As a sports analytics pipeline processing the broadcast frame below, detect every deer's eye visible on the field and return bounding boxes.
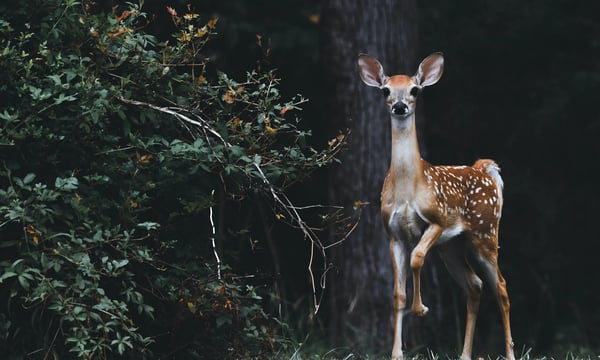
[410,86,419,97]
[382,87,390,97]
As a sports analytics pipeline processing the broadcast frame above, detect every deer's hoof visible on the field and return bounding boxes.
[412,303,429,316]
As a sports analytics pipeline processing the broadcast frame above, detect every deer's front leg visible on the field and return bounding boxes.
[410,224,443,316]
[390,239,408,360]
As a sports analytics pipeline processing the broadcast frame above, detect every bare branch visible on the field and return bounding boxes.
[117,97,229,147]
[118,96,353,314]
[209,189,221,280]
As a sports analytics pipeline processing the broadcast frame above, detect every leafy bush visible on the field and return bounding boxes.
[0,1,344,358]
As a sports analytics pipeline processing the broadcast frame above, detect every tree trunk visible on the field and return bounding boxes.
[320,0,441,353]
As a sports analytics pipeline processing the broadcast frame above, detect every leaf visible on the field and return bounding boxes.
[55,177,78,191]
[53,93,77,105]
[183,13,199,21]
[194,27,207,38]
[17,274,30,289]
[23,173,36,184]
[113,259,129,269]
[166,6,177,16]
[26,224,36,234]
[137,222,160,230]
[207,17,219,29]
[187,301,196,313]
[136,152,152,164]
[47,74,62,86]
[11,259,25,268]
[279,105,293,116]
[0,271,17,283]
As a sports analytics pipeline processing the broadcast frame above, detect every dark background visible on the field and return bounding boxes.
[132,0,600,356]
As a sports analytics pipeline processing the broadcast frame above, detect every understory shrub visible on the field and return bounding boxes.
[0,1,345,358]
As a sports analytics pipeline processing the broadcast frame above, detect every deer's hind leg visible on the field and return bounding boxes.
[439,238,483,360]
[471,236,515,360]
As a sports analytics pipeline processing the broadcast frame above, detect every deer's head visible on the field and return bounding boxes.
[358,53,444,118]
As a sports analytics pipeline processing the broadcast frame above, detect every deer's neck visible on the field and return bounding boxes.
[388,114,426,198]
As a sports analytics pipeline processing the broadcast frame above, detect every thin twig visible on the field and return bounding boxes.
[252,162,325,313]
[209,189,221,280]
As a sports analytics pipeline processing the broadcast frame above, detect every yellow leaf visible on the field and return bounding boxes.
[140,154,152,164]
[26,224,36,234]
[195,27,207,38]
[229,117,242,129]
[308,14,320,24]
[32,236,39,245]
[207,17,219,29]
[136,152,152,164]
[183,13,199,21]
[353,200,369,210]
[178,33,192,42]
[197,75,206,84]
[187,301,196,313]
[275,213,285,220]
[265,125,277,135]
[130,200,138,208]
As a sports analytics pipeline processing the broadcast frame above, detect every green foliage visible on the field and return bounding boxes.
[0,1,343,358]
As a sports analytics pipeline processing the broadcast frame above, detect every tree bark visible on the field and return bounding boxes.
[320,0,420,352]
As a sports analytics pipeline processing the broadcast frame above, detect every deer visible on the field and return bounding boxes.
[357,52,515,360]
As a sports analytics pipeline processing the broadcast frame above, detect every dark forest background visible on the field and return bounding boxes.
[184,0,600,356]
[1,0,599,358]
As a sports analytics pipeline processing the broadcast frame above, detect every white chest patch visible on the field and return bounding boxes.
[387,201,426,241]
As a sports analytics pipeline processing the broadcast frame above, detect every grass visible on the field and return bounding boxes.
[272,345,599,360]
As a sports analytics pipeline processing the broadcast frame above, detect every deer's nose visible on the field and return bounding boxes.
[391,102,409,115]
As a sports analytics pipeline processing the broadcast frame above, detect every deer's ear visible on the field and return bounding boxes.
[416,52,444,87]
[358,54,387,87]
